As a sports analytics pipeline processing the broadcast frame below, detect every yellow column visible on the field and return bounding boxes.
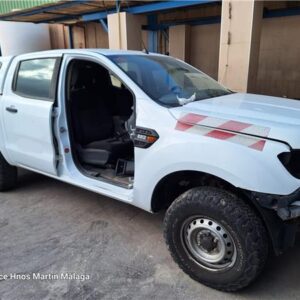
[107,12,145,50]
[169,25,191,62]
[218,0,263,92]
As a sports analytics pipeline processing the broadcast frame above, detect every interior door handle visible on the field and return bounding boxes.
[6,106,18,113]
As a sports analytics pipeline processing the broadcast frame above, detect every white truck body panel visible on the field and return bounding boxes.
[1,49,299,291]
[53,52,151,204]
[132,102,298,211]
[0,52,59,175]
[0,49,299,213]
[170,93,300,148]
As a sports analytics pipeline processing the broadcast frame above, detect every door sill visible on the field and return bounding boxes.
[81,164,134,189]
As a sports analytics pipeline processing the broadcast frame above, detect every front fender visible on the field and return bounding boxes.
[132,127,299,212]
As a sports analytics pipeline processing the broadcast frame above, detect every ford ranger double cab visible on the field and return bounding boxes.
[0,49,299,292]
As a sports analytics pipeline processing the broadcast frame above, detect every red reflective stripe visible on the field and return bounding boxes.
[179,113,207,124]
[249,140,266,151]
[175,122,193,131]
[218,120,252,132]
[205,130,236,140]
[175,113,268,151]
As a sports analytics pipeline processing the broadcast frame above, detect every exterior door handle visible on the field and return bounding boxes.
[6,106,18,113]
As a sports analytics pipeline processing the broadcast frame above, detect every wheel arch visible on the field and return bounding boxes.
[150,170,289,255]
[151,170,238,213]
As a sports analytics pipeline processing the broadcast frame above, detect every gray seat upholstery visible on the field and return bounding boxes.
[70,63,133,167]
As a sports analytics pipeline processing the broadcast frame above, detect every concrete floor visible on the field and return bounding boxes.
[0,170,299,300]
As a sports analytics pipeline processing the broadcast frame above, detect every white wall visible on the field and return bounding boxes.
[0,21,51,56]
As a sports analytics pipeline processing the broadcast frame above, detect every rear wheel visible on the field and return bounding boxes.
[164,186,269,292]
[0,153,17,191]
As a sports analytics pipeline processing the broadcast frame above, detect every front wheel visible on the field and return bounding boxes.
[163,187,269,292]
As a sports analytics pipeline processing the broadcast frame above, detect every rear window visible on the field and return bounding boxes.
[14,58,59,101]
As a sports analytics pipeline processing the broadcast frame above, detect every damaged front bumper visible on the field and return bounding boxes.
[245,189,300,255]
[253,188,300,221]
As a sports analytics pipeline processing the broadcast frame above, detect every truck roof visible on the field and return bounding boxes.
[0,49,166,94]
[0,49,163,59]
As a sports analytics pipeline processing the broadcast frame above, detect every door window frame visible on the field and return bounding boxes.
[12,57,62,102]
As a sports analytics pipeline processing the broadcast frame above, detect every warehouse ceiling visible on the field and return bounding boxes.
[0,0,156,24]
[1,0,300,25]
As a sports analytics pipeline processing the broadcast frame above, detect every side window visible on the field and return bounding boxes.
[14,58,58,101]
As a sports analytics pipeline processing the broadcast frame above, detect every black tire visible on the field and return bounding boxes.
[164,186,269,292]
[0,153,17,191]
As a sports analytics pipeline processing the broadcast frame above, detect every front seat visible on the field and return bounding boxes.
[70,64,133,167]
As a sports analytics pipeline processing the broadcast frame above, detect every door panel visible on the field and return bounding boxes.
[3,94,57,175]
[1,55,60,175]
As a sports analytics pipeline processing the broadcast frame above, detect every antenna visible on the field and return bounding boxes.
[141,38,149,54]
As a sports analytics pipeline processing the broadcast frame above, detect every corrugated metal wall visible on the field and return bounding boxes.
[0,0,58,14]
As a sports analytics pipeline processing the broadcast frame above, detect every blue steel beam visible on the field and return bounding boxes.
[82,0,218,22]
[68,25,74,49]
[67,4,300,25]
[47,4,300,24]
[20,0,220,23]
[124,0,218,14]
[263,7,300,19]
[99,19,108,33]
[116,0,121,13]
[143,15,221,31]
[147,15,158,52]
[82,10,111,22]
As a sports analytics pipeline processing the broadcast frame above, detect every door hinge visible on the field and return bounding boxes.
[55,154,63,161]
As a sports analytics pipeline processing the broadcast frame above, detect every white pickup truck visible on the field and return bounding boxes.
[0,49,299,291]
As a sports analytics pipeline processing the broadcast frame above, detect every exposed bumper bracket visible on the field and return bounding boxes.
[278,201,300,220]
[252,188,300,221]
[244,189,300,255]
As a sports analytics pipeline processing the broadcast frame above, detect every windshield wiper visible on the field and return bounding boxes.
[191,90,232,102]
[177,93,196,105]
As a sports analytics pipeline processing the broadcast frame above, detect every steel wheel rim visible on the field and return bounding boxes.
[181,216,237,271]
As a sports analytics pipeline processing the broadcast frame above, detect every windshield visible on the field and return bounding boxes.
[108,54,232,107]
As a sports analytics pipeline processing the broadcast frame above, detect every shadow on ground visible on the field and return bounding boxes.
[0,170,299,300]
